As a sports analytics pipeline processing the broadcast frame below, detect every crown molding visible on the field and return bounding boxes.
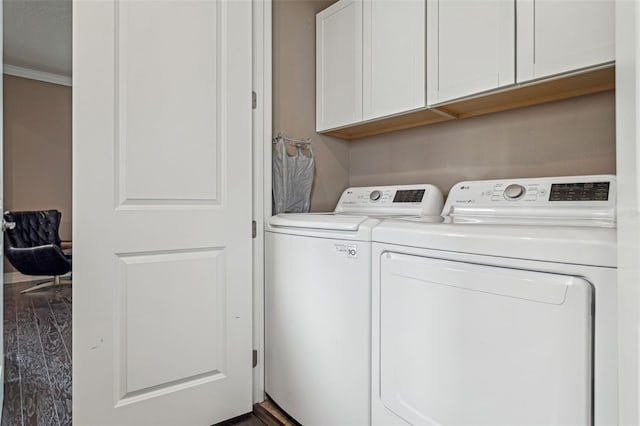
[3,64,72,86]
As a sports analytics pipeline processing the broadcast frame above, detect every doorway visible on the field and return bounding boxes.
[2,0,73,424]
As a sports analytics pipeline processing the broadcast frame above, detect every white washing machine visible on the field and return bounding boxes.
[265,184,444,426]
[371,175,617,426]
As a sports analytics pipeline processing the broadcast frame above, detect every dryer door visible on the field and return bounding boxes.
[379,253,592,426]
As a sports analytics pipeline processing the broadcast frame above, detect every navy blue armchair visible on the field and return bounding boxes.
[3,210,72,293]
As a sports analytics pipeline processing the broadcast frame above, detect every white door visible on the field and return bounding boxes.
[427,0,515,105]
[73,1,253,425]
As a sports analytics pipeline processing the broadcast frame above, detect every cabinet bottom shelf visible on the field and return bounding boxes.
[320,65,615,141]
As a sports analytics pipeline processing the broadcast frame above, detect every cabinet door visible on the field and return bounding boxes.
[517,0,614,82]
[316,0,363,131]
[427,0,515,105]
[363,0,425,121]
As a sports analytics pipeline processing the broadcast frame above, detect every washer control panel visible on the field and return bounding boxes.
[335,184,444,216]
[448,176,615,206]
[488,181,547,203]
[443,175,616,225]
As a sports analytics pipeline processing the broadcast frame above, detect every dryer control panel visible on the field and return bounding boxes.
[334,184,444,216]
[443,175,616,227]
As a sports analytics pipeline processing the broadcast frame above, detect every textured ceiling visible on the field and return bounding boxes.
[3,0,72,77]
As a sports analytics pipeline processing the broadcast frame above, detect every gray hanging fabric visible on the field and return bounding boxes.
[272,135,315,214]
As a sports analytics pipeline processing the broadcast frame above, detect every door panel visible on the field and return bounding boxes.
[117,249,226,398]
[116,1,220,204]
[74,1,253,424]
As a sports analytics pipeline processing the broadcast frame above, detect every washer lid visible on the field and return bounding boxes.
[268,213,369,231]
[373,220,616,267]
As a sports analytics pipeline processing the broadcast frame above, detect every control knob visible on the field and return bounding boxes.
[503,184,525,200]
[370,190,382,201]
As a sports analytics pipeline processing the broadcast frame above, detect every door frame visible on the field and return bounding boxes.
[616,0,640,423]
[0,0,4,407]
[252,0,272,404]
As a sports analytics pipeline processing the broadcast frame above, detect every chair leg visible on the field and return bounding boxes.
[20,275,71,294]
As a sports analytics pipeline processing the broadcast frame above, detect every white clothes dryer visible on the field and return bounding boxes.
[371,175,617,426]
[265,184,444,426]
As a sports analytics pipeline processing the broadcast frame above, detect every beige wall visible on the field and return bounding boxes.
[350,91,616,196]
[273,0,350,212]
[273,2,616,211]
[3,74,72,244]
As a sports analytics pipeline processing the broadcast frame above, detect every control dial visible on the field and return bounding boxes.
[370,190,382,201]
[503,184,526,200]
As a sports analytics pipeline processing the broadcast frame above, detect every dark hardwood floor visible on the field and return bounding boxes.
[216,413,266,426]
[2,281,72,426]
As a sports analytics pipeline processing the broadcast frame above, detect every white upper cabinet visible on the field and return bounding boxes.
[363,0,426,121]
[317,0,426,131]
[517,0,615,83]
[316,0,363,132]
[317,0,616,139]
[427,0,515,105]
